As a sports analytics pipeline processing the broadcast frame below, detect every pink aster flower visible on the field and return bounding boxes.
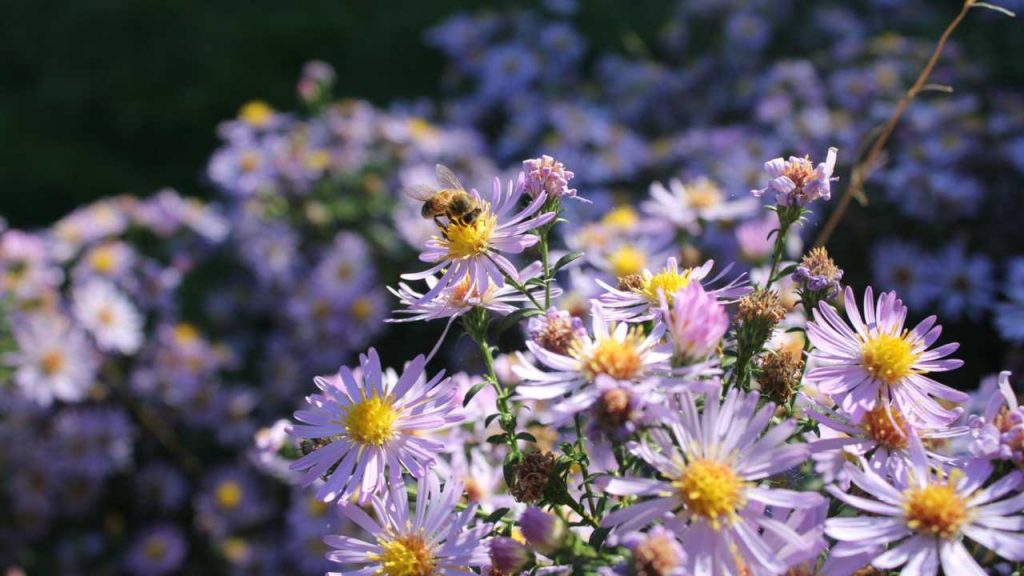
[751,147,838,207]
[402,173,555,304]
[826,434,1024,575]
[968,371,1024,464]
[288,349,463,503]
[596,257,748,322]
[326,474,491,575]
[599,386,825,576]
[658,281,729,363]
[805,286,967,427]
[513,304,671,401]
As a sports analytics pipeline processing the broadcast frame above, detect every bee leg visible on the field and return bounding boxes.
[433,215,447,230]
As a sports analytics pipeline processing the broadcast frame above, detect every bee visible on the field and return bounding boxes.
[405,164,482,229]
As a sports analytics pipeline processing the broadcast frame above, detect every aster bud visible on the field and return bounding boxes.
[519,507,566,555]
[489,537,531,574]
[660,282,728,363]
[757,348,805,407]
[509,451,556,504]
[528,307,586,356]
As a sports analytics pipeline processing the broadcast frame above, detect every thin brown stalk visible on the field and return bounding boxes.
[814,0,976,247]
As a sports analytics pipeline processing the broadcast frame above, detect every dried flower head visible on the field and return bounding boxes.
[509,451,556,504]
[737,290,786,325]
[793,246,844,297]
[758,348,805,406]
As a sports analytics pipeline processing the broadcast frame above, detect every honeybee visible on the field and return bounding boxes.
[405,164,482,228]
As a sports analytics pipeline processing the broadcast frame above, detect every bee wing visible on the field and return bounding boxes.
[435,164,464,191]
[403,184,437,201]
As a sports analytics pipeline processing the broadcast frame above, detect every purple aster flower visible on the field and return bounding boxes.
[194,465,270,537]
[519,506,566,555]
[968,371,1024,465]
[522,155,582,201]
[806,286,968,427]
[871,239,940,309]
[996,257,1024,343]
[53,406,135,478]
[751,146,838,207]
[826,435,1024,575]
[403,173,555,304]
[658,281,728,363]
[6,312,98,406]
[490,537,531,574]
[71,279,144,354]
[596,257,747,322]
[289,348,463,503]
[599,386,824,575]
[124,524,188,576]
[135,462,188,512]
[0,230,63,301]
[326,474,491,575]
[792,246,844,298]
[513,304,671,401]
[933,243,994,322]
[610,526,688,576]
[643,177,758,233]
[527,306,588,356]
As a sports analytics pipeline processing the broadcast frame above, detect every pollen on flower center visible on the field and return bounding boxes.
[862,404,909,449]
[344,395,398,446]
[215,481,243,510]
[783,156,815,188]
[373,534,435,576]
[443,208,496,260]
[575,331,644,381]
[860,333,918,385]
[639,269,692,303]
[903,482,967,539]
[674,458,745,529]
[609,245,646,278]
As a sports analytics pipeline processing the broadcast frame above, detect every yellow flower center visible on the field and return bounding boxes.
[305,150,331,170]
[673,458,745,530]
[903,482,967,539]
[215,481,244,510]
[609,245,646,278]
[97,307,116,327]
[687,178,723,210]
[442,207,496,260]
[372,534,435,576]
[638,268,693,304]
[144,537,167,559]
[306,497,329,518]
[90,246,117,274]
[174,323,199,343]
[344,395,398,446]
[239,100,274,127]
[239,151,262,173]
[862,404,909,449]
[350,297,375,321]
[602,206,639,230]
[407,117,438,139]
[860,333,918,386]
[40,350,65,376]
[574,329,644,381]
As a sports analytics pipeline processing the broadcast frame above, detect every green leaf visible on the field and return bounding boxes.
[495,307,545,335]
[462,381,489,407]
[589,526,611,549]
[553,251,584,272]
[483,507,511,524]
[486,434,507,445]
[515,432,537,443]
[485,413,502,427]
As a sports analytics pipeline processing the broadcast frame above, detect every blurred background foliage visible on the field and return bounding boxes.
[4,0,1020,227]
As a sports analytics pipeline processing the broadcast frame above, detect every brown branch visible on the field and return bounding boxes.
[814,0,976,247]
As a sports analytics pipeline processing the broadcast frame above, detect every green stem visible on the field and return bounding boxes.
[573,414,597,517]
[486,254,544,311]
[470,323,522,458]
[539,230,552,309]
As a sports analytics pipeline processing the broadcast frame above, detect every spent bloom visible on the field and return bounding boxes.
[326,474,491,575]
[72,279,144,354]
[521,154,580,201]
[289,349,463,503]
[6,312,98,406]
[805,286,967,427]
[793,246,844,298]
[751,146,838,207]
[600,386,824,575]
[404,173,555,304]
[527,306,588,356]
[826,435,1024,575]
